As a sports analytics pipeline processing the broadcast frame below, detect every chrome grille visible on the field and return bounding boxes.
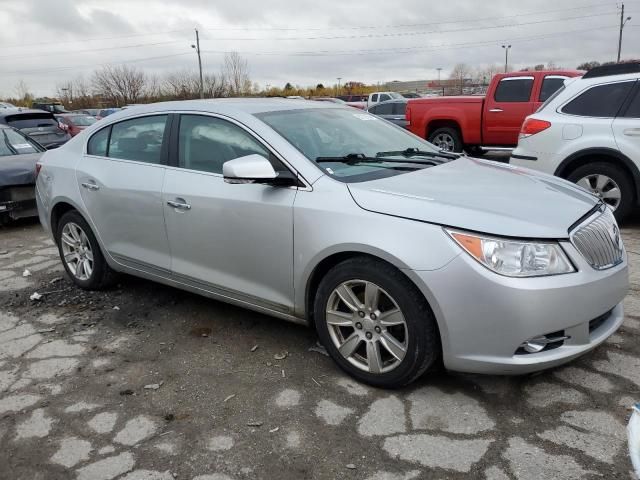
[571,207,624,270]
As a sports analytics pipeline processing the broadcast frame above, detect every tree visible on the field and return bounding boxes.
[316,83,324,90]
[92,65,147,106]
[449,63,471,95]
[284,82,293,91]
[13,80,33,106]
[223,52,250,97]
[577,61,601,71]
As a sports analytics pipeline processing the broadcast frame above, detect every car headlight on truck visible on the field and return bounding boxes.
[446,229,575,277]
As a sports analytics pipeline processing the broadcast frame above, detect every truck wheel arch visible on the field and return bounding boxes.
[555,148,640,202]
[426,120,462,141]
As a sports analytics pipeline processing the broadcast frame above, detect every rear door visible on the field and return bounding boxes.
[612,82,640,166]
[77,114,172,274]
[162,113,297,313]
[483,76,536,145]
[534,75,571,110]
[5,112,67,148]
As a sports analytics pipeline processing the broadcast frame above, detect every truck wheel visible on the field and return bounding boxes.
[567,162,634,222]
[428,127,463,153]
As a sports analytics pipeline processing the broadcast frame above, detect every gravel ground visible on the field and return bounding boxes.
[0,216,639,480]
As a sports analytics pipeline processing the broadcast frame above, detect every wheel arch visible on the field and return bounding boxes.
[554,148,640,202]
[303,250,445,344]
[426,119,462,141]
[50,198,86,243]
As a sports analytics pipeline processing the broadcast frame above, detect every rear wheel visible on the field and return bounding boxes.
[567,162,634,222]
[56,210,117,289]
[428,127,463,153]
[314,257,439,388]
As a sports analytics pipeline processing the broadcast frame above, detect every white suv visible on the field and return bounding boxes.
[511,63,640,221]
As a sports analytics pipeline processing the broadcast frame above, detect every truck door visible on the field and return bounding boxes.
[483,76,536,146]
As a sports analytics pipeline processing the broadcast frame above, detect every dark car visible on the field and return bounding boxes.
[0,124,45,223]
[367,99,409,128]
[73,108,100,117]
[32,101,70,114]
[55,113,97,137]
[96,108,121,120]
[0,108,71,149]
[401,92,421,99]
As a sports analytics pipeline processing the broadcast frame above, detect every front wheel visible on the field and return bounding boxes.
[314,257,440,388]
[56,210,117,289]
[567,162,635,222]
[428,127,463,153]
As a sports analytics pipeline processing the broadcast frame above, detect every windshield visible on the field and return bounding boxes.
[0,128,44,156]
[257,108,445,182]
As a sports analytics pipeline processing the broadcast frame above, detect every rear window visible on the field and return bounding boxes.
[561,81,635,117]
[5,113,57,129]
[68,115,97,126]
[494,77,534,102]
[0,127,44,156]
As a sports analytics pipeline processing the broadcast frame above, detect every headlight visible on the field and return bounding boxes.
[445,229,575,277]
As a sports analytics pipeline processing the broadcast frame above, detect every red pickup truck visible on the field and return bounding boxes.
[406,70,582,154]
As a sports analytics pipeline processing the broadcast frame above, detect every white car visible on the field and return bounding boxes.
[511,63,640,221]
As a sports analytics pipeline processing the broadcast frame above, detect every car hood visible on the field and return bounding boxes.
[0,152,42,188]
[347,157,599,238]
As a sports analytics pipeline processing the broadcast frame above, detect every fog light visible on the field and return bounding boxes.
[518,332,570,354]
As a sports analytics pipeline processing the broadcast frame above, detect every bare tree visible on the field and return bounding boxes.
[92,65,147,106]
[163,70,201,99]
[13,80,33,106]
[449,63,471,95]
[223,52,250,97]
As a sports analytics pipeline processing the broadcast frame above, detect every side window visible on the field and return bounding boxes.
[376,103,394,115]
[494,77,534,102]
[178,115,272,174]
[562,82,635,117]
[623,88,640,118]
[108,115,167,164]
[539,76,568,102]
[379,94,391,102]
[87,127,110,156]
[371,94,379,102]
[393,103,407,116]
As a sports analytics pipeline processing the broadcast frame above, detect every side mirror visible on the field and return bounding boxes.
[223,154,278,184]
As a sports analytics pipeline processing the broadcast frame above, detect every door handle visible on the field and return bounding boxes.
[81,181,99,191]
[623,128,640,137]
[167,200,191,210]
[489,108,503,113]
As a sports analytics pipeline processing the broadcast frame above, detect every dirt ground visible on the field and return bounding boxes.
[0,217,639,480]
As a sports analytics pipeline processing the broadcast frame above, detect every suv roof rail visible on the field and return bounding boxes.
[582,62,640,79]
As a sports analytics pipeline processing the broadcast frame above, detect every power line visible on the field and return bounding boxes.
[198,12,623,41]
[0,40,183,60]
[197,25,620,57]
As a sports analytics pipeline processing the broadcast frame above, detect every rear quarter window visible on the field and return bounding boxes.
[561,81,635,117]
[87,127,110,156]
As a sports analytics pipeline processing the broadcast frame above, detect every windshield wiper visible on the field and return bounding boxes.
[375,147,459,160]
[316,153,438,166]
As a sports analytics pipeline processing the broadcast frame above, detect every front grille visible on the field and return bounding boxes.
[571,207,624,270]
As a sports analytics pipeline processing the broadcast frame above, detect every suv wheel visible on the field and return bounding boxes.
[56,210,117,289]
[314,257,439,388]
[567,162,634,222]
[428,127,463,153]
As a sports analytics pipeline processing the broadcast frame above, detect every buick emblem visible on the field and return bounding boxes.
[38,127,43,131]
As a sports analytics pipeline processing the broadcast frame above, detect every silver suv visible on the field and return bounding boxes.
[36,99,628,388]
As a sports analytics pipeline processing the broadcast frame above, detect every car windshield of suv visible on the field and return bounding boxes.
[257,108,449,182]
[0,128,44,156]
[69,115,97,126]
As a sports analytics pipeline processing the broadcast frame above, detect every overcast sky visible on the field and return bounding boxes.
[1,0,639,97]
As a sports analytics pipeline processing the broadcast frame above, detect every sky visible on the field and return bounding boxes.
[0,0,639,97]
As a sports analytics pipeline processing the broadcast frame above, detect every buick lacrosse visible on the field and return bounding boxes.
[36,99,628,388]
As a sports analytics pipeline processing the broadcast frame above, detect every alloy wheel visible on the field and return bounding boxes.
[576,174,622,210]
[325,280,408,374]
[432,133,455,152]
[60,222,94,281]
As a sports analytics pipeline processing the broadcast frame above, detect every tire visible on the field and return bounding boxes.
[567,162,635,223]
[428,127,463,153]
[466,146,486,157]
[313,256,440,388]
[56,210,117,289]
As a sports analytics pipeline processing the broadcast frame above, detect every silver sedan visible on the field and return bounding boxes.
[35,99,628,388]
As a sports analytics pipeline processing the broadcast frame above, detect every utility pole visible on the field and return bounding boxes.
[191,29,204,99]
[436,68,443,96]
[617,3,632,63]
[337,77,342,96]
[502,45,511,73]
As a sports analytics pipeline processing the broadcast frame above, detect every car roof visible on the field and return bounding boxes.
[99,98,341,120]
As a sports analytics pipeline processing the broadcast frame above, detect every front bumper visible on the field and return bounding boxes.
[411,240,628,374]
